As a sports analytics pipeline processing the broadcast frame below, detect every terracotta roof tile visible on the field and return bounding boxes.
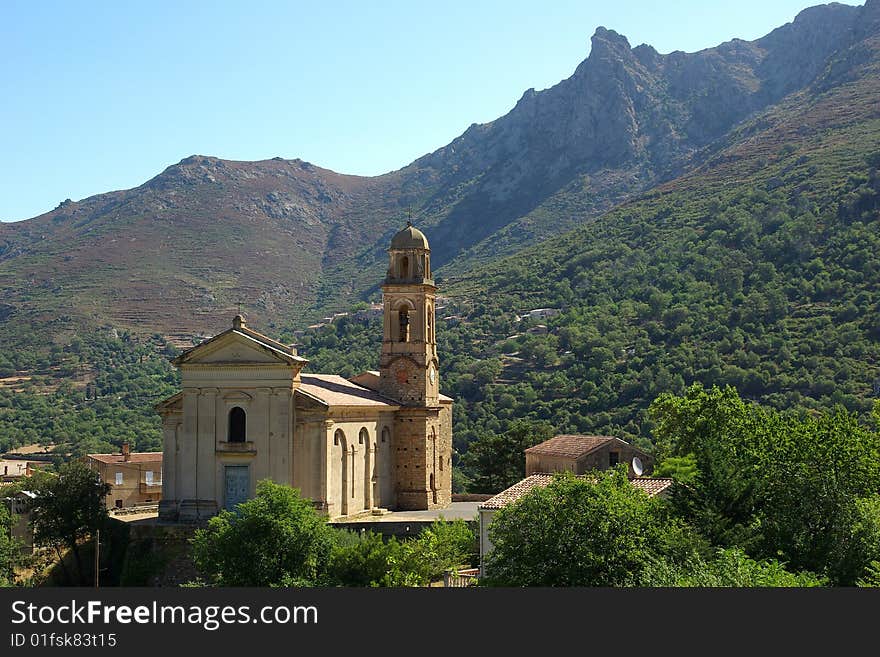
[85,453,163,465]
[297,375,399,408]
[524,435,617,459]
[479,474,555,510]
[631,477,674,497]
[478,474,674,510]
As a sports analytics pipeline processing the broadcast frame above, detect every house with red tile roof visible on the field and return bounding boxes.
[478,433,671,575]
[84,443,163,510]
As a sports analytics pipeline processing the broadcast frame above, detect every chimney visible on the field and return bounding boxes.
[122,443,131,462]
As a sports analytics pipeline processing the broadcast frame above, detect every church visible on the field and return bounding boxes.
[156,224,453,521]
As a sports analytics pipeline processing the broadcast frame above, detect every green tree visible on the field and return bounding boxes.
[326,530,403,587]
[326,520,477,587]
[30,461,110,585]
[650,384,880,583]
[483,469,698,586]
[641,548,825,587]
[190,480,336,586]
[0,504,23,586]
[461,420,555,493]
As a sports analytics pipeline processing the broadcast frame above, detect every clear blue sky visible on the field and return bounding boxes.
[0,0,862,222]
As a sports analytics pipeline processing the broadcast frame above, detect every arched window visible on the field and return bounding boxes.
[228,407,246,443]
[359,428,368,444]
[399,309,410,342]
[399,256,409,279]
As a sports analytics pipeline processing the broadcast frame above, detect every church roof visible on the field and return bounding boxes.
[349,370,454,403]
[297,374,399,408]
[155,391,182,412]
[478,474,674,510]
[390,224,429,250]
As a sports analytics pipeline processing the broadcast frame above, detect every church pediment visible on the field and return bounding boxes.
[193,335,286,364]
[174,322,308,369]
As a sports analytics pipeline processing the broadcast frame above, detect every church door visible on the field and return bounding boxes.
[224,465,249,511]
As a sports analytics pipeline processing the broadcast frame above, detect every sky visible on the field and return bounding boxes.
[0,0,864,222]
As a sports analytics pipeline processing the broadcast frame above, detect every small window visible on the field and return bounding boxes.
[228,407,246,443]
[145,471,154,485]
[115,499,123,509]
[115,472,123,485]
[609,452,619,467]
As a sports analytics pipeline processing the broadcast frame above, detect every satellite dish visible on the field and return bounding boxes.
[631,456,644,477]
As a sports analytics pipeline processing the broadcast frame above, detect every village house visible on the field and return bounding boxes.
[84,443,163,510]
[525,434,654,477]
[479,433,669,575]
[0,460,29,483]
[2,490,37,554]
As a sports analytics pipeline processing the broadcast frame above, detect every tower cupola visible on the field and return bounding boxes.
[386,222,432,285]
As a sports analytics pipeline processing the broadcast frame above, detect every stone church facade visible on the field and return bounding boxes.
[157,224,452,521]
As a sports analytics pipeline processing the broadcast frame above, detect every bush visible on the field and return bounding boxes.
[190,480,336,586]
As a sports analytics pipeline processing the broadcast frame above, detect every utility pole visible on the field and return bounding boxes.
[94,529,100,588]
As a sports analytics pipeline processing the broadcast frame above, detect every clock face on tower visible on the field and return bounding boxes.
[389,358,422,401]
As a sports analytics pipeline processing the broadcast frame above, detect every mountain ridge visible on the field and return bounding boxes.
[1,1,877,343]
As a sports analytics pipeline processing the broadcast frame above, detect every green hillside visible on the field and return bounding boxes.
[297,108,880,487]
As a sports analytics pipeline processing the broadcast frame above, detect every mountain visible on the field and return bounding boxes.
[298,0,880,454]
[0,0,878,346]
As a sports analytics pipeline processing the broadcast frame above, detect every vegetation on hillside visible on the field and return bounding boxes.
[0,331,178,455]
[298,146,880,491]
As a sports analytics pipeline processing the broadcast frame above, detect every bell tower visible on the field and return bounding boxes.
[381,222,447,510]
[380,221,438,405]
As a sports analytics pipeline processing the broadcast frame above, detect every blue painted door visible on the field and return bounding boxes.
[224,466,249,510]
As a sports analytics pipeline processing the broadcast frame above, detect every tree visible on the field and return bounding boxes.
[191,480,336,586]
[0,503,23,586]
[326,520,477,587]
[30,461,110,585]
[482,469,699,586]
[650,384,880,584]
[641,548,825,587]
[461,420,555,493]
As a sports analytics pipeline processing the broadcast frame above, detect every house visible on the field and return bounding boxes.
[478,433,665,575]
[3,490,38,554]
[0,460,29,483]
[525,434,654,477]
[84,444,163,510]
[518,308,560,321]
[478,473,674,574]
